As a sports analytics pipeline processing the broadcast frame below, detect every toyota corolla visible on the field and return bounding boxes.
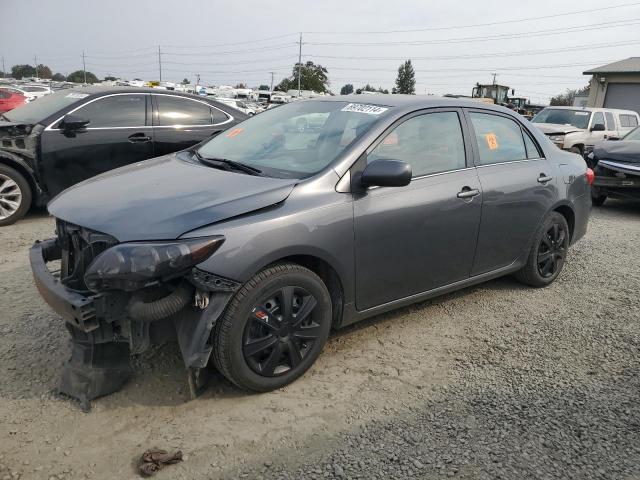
[30,96,592,409]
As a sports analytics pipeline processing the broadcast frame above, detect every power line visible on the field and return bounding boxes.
[162,33,299,49]
[304,19,640,46]
[309,39,640,61]
[303,1,640,34]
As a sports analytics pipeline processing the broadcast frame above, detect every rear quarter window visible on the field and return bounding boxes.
[619,114,639,128]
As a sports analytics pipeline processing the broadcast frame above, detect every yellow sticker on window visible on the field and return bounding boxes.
[226,128,244,138]
[486,133,498,150]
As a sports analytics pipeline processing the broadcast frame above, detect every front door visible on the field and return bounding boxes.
[151,94,231,156]
[353,109,482,311]
[39,93,153,197]
[465,110,558,275]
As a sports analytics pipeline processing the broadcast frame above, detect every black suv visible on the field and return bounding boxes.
[0,87,246,225]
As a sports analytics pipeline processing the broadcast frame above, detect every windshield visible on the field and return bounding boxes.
[2,90,87,124]
[623,126,640,141]
[196,100,393,178]
[531,108,591,129]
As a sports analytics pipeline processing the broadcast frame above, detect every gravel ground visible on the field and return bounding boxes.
[0,201,638,480]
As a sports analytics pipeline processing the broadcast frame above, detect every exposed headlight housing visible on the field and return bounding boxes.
[549,135,564,142]
[84,236,224,292]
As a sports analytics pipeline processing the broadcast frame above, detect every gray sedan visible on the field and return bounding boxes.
[30,95,592,407]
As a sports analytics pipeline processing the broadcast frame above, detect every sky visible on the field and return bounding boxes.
[2,0,640,104]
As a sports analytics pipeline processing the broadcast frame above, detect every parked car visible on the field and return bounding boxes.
[4,84,51,101]
[0,87,247,225]
[0,88,28,113]
[531,107,640,155]
[30,96,592,408]
[215,97,258,116]
[587,126,640,205]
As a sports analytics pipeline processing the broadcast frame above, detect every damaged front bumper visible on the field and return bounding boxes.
[30,238,238,408]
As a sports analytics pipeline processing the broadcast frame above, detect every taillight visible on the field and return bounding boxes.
[586,168,595,185]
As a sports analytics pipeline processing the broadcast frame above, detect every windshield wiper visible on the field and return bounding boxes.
[193,150,264,176]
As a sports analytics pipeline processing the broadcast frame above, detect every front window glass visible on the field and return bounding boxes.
[531,108,591,129]
[74,94,146,128]
[591,112,605,128]
[469,112,527,165]
[624,127,640,140]
[197,100,393,179]
[368,111,466,177]
[2,90,85,123]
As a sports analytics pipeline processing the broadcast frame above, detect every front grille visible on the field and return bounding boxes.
[55,219,118,292]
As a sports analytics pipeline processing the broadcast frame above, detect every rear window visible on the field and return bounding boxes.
[619,114,639,128]
[2,90,86,124]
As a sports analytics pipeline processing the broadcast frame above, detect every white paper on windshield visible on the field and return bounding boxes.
[575,111,589,116]
[66,93,89,99]
[341,103,388,115]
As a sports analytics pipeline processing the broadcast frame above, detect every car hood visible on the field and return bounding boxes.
[532,123,584,135]
[48,152,298,242]
[593,140,640,164]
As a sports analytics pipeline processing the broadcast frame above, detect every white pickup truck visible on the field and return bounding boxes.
[531,107,640,155]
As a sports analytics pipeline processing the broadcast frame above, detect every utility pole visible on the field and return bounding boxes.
[82,51,87,84]
[1,57,5,78]
[158,46,162,83]
[34,55,38,79]
[269,71,274,91]
[491,72,498,85]
[297,33,302,97]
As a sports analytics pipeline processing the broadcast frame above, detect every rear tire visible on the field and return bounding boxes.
[591,192,607,206]
[212,263,332,392]
[0,164,32,227]
[515,212,570,288]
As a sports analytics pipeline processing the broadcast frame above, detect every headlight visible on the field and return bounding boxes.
[84,236,224,292]
[549,135,564,142]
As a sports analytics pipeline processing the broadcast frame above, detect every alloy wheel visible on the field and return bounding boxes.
[537,222,568,278]
[243,286,321,377]
[0,173,22,220]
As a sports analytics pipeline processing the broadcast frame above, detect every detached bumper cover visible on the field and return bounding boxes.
[30,239,101,332]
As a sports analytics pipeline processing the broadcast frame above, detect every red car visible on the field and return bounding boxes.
[0,88,27,114]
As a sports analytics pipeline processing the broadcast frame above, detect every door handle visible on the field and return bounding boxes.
[457,187,480,199]
[128,133,152,143]
[537,174,553,184]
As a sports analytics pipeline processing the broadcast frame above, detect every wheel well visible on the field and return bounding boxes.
[0,157,37,206]
[554,205,575,241]
[275,255,344,328]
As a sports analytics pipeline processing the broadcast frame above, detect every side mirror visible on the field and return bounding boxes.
[60,114,89,131]
[606,136,620,141]
[590,123,605,132]
[360,159,412,188]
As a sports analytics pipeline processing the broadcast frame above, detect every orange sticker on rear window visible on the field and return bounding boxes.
[485,133,498,150]
[226,128,244,138]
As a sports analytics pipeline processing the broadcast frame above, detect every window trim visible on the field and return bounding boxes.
[152,93,233,128]
[364,107,472,180]
[464,108,545,167]
[45,93,151,131]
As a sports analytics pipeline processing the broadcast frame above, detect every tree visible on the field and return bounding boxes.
[104,75,117,81]
[11,64,37,79]
[37,64,52,79]
[235,82,247,89]
[66,70,99,84]
[275,61,330,94]
[258,84,270,91]
[550,86,590,106]
[182,78,190,85]
[340,84,354,95]
[394,60,416,95]
[51,73,66,81]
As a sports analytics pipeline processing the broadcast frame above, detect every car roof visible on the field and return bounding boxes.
[311,94,519,114]
[540,105,639,115]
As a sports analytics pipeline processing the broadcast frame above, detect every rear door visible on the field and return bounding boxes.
[39,93,152,197]
[604,111,619,139]
[151,94,232,156]
[466,109,558,275]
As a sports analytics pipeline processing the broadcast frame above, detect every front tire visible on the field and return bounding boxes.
[516,212,570,288]
[0,164,32,227]
[212,263,332,392]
